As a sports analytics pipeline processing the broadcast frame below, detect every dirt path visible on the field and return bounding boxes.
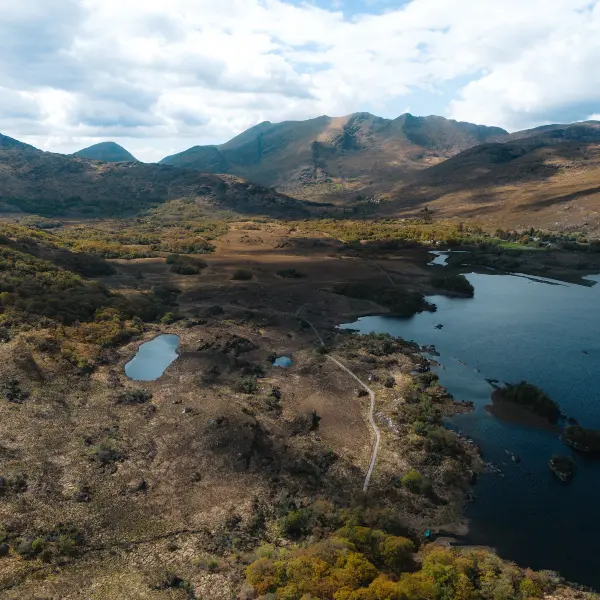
[295,305,381,492]
[326,355,380,492]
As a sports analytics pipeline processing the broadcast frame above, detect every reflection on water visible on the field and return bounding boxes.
[341,273,600,589]
[125,334,181,381]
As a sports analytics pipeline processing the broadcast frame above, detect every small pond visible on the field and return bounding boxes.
[273,356,293,368]
[428,251,450,266]
[428,250,469,266]
[125,334,181,381]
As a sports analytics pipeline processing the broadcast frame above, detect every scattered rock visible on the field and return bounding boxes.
[434,324,444,329]
[357,389,368,398]
[116,389,153,405]
[126,478,148,494]
[549,455,576,481]
[75,486,92,503]
[289,410,321,435]
[184,318,207,328]
[190,472,202,483]
[207,416,229,429]
[11,473,28,494]
[93,446,124,468]
[485,378,502,390]
[1,377,29,404]
[421,344,440,356]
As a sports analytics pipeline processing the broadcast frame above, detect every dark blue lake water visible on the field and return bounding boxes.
[341,270,600,589]
[125,334,181,381]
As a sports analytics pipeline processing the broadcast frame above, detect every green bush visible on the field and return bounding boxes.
[279,508,314,538]
[379,535,415,572]
[31,537,47,555]
[401,469,424,493]
[166,254,207,275]
[234,377,258,395]
[160,312,179,325]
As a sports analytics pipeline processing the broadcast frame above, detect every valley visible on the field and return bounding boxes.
[0,118,599,598]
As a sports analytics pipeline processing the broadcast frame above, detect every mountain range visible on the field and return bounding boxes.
[2,113,600,231]
[159,113,508,201]
[0,133,307,219]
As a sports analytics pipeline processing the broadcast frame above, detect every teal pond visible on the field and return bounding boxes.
[125,334,181,381]
[273,356,293,368]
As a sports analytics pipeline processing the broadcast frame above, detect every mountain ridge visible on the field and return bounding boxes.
[0,135,309,219]
[159,112,508,201]
[380,121,600,232]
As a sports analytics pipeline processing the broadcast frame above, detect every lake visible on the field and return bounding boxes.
[125,334,181,381]
[341,270,600,589]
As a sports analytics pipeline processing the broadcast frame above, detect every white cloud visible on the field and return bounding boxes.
[1,0,599,160]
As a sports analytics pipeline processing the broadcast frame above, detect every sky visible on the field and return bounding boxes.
[1,0,600,162]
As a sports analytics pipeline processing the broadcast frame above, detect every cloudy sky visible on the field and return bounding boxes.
[1,0,599,162]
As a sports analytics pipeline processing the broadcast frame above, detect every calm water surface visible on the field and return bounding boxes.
[125,334,181,381]
[341,271,600,589]
[273,356,293,368]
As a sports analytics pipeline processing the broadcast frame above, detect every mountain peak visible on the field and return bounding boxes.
[73,141,138,163]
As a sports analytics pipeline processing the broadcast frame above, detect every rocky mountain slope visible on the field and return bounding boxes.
[160,113,507,201]
[380,121,600,232]
[73,141,138,163]
[0,136,309,219]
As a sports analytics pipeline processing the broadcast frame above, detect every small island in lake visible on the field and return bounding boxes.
[430,273,475,297]
[549,455,576,481]
[562,425,600,453]
[489,381,561,425]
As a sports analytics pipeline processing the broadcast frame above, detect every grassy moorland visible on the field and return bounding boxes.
[0,214,597,598]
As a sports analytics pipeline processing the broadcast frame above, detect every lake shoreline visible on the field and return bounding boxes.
[340,267,600,590]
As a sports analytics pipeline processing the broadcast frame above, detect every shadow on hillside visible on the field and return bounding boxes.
[528,185,600,209]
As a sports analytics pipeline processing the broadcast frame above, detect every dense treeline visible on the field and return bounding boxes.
[245,510,559,600]
[0,225,177,329]
[294,219,481,246]
[0,203,229,260]
[430,274,474,297]
[293,219,600,253]
[333,282,435,317]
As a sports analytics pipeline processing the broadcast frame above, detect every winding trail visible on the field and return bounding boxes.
[295,305,381,492]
